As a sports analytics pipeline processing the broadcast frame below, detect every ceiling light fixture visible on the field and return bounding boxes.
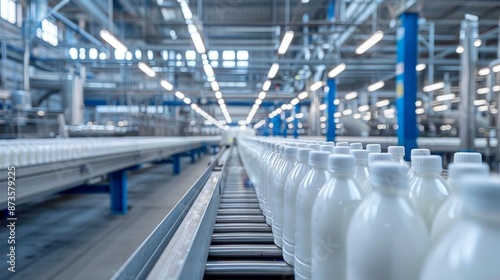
[423,82,445,92]
[262,80,272,91]
[160,80,173,91]
[278,31,294,55]
[310,81,323,91]
[367,81,385,92]
[345,91,358,100]
[355,30,384,55]
[267,63,280,79]
[328,63,347,78]
[138,62,156,77]
[100,30,127,52]
[298,91,308,100]
[416,64,426,71]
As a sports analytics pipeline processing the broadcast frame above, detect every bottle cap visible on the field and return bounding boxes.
[366,144,381,153]
[309,151,330,167]
[412,155,442,172]
[322,142,335,146]
[454,152,482,164]
[349,143,363,150]
[287,143,297,147]
[328,154,356,173]
[320,145,335,153]
[296,143,308,148]
[336,142,349,147]
[449,163,489,185]
[333,146,351,155]
[307,144,321,151]
[368,153,393,165]
[279,145,286,153]
[284,147,299,160]
[459,176,500,211]
[411,149,430,158]
[370,162,409,188]
[388,146,405,156]
[350,149,369,162]
[297,148,313,164]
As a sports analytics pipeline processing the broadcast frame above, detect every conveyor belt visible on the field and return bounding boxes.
[204,148,294,279]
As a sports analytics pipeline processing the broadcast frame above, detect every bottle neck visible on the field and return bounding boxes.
[414,170,441,177]
[356,160,368,167]
[310,164,328,171]
[330,170,355,177]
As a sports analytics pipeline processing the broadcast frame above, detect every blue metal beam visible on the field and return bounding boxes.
[293,105,300,139]
[110,169,128,215]
[326,79,337,142]
[396,12,419,160]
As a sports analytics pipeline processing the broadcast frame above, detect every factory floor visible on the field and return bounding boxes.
[3,155,212,280]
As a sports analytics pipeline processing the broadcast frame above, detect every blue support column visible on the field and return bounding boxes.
[283,110,290,138]
[272,115,281,136]
[263,118,270,137]
[326,79,337,142]
[172,154,181,174]
[396,12,419,161]
[110,169,128,215]
[293,105,300,139]
[190,149,196,164]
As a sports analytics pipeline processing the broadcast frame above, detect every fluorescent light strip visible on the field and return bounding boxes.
[416,64,426,71]
[478,68,490,76]
[278,31,294,55]
[298,91,308,100]
[433,104,448,112]
[211,81,220,91]
[477,87,489,95]
[310,81,323,91]
[367,81,384,92]
[190,32,206,54]
[328,63,346,78]
[258,91,266,99]
[204,64,214,77]
[161,80,173,91]
[355,30,384,55]
[268,63,280,79]
[345,91,358,100]
[262,80,272,91]
[138,62,156,77]
[376,99,390,107]
[436,93,456,101]
[100,30,127,52]
[175,91,185,99]
[215,91,222,99]
[179,1,193,20]
[423,82,445,92]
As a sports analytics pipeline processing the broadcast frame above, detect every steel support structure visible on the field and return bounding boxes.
[293,105,300,139]
[459,15,479,151]
[396,12,418,160]
[326,79,337,142]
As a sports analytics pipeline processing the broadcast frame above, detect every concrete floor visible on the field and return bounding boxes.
[2,155,212,280]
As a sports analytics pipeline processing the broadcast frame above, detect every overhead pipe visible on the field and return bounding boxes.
[74,0,117,31]
[52,13,104,48]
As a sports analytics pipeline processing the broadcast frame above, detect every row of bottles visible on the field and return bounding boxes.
[0,136,213,168]
[238,137,499,280]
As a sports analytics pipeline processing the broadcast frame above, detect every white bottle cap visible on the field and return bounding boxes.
[412,155,442,172]
[279,145,286,153]
[350,149,369,162]
[296,143,308,148]
[453,152,482,164]
[366,144,381,153]
[307,144,321,151]
[388,146,405,156]
[370,162,409,188]
[336,142,349,147]
[459,176,500,211]
[411,149,430,158]
[309,151,330,167]
[448,163,489,185]
[287,143,297,147]
[323,142,335,146]
[285,147,299,160]
[333,146,350,155]
[297,148,313,164]
[320,145,335,153]
[349,143,363,150]
[328,154,356,173]
[368,153,393,165]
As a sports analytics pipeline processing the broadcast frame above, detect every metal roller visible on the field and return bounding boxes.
[216,215,266,223]
[209,245,283,258]
[221,198,259,204]
[211,232,275,244]
[213,223,271,233]
[217,209,263,215]
[219,203,260,209]
[205,261,294,276]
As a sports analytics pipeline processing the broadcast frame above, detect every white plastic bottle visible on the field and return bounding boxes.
[453,152,482,164]
[361,153,393,195]
[333,146,350,155]
[307,143,320,151]
[409,148,430,180]
[259,142,273,211]
[272,146,298,247]
[349,142,362,150]
[319,145,334,153]
[336,142,349,147]
[366,144,381,154]
[311,154,363,280]
[346,162,429,280]
[420,176,500,280]
[0,144,9,168]
[350,150,370,187]
[283,148,313,266]
[408,155,449,229]
[265,143,282,224]
[295,151,330,280]
[431,163,489,241]
[388,146,409,167]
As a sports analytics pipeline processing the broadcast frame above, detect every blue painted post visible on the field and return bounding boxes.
[110,169,128,215]
[173,154,181,174]
[190,149,196,163]
[263,118,270,137]
[293,105,300,139]
[272,115,281,136]
[326,79,337,142]
[396,12,419,161]
[283,109,290,138]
